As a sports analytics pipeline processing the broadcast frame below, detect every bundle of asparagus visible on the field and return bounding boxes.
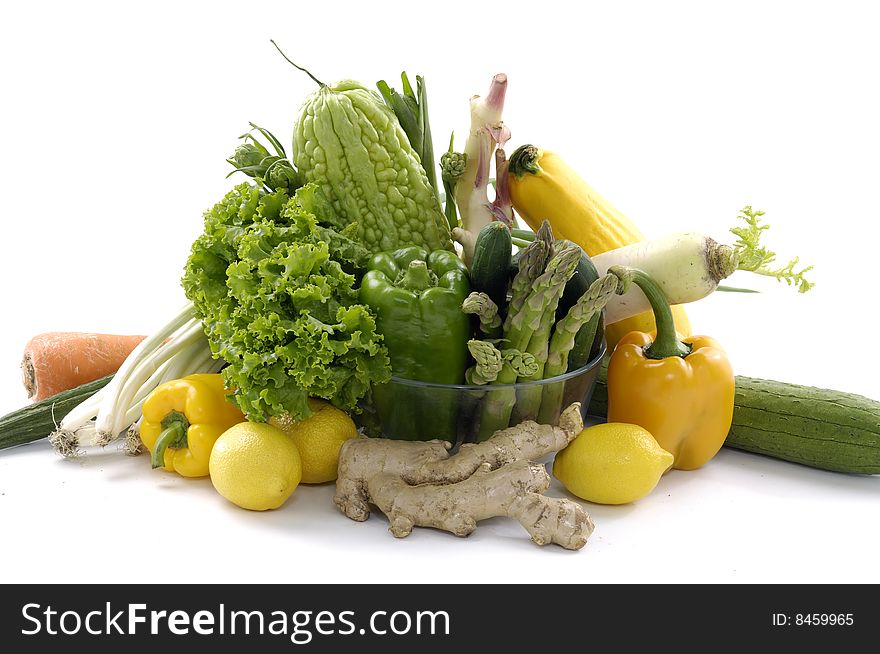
[462,222,627,441]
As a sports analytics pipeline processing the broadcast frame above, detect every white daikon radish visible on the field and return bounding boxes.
[591,207,813,323]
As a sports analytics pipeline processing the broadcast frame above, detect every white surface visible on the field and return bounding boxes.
[1,0,878,584]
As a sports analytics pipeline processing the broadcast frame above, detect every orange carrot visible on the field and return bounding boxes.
[21,332,146,402]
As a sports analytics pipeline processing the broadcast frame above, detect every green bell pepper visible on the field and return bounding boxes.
[360,246,471,441]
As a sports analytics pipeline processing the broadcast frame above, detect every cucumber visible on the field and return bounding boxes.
[0,374,112,451]
[588,365,880,474]
[470,221,513,312]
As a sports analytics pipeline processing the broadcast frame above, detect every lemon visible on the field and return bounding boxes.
[270,399,358,484]
[553,422,673,505]
[209,422,302,511]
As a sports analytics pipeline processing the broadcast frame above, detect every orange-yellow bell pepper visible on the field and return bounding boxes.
[606,267,735,470]
[140,374,245,477]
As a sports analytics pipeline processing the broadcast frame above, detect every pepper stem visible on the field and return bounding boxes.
[608,266,691,360]
[150,411,190,470]
[398,260,435,292]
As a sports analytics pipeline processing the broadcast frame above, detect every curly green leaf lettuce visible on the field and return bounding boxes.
[183,182,389,422]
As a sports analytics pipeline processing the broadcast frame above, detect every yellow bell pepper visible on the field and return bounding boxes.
[606,267,734,470]
[140,374,245,477]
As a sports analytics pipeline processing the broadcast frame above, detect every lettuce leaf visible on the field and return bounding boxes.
[182,182,389,421]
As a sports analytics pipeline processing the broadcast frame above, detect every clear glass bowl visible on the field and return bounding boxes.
[356,341,606,445]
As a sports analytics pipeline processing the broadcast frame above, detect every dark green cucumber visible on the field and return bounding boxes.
[0,374,112,451]
[588,364,880,474]
[470,221,513,312]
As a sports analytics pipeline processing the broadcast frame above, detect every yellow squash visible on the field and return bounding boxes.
[507,144,691,345]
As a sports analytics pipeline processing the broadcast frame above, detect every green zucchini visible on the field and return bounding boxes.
[588,365,880,474]
[470,221,513,312]
[0,374,112,451]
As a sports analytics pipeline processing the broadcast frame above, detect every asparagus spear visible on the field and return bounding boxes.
[466,339,504,385]
[467,340,538,386]
[501,349,538,379]
[471,241,578,436]
[535,219,554,255]
[548,273,626,376]
[504,244,581,352]
[504,221,553,330]
[536,272,627,424]
[474,342,540,442]
[510,243,586,421]
[462,292,503,338]
[512,315,556,422]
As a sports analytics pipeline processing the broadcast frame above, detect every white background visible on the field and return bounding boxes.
[1,0,878,583]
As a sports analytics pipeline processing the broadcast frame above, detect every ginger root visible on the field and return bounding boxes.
[368,460,594,550]
[334,438,454,522]
[334,402,583,521]
[334,403,593,550]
